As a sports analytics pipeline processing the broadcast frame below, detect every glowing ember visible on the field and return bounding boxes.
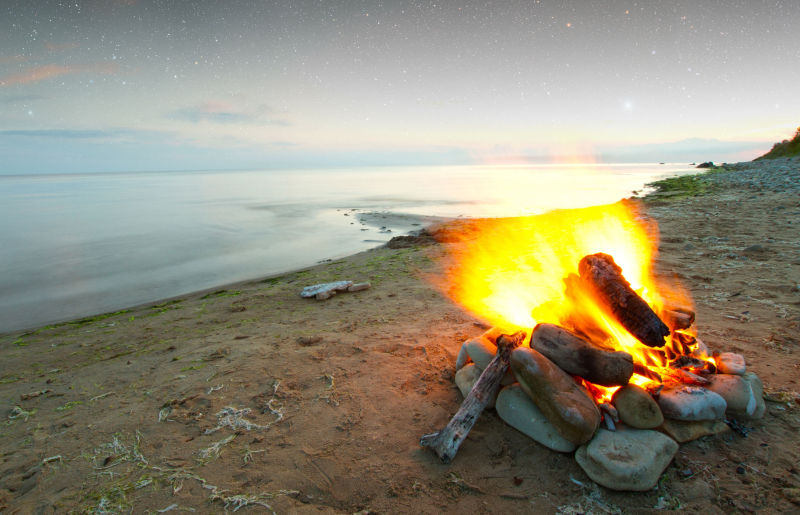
[434,200,711,398]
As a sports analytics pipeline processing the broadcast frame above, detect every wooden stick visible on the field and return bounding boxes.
[420,331,525,463]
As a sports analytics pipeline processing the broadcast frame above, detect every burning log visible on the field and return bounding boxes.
[420,331,525,463]
[578,253,670,348]
[665,368,710,387]
[663,307,695,331]
[530,323,634,387]
[633,363,662,384]
[670,355,715,374]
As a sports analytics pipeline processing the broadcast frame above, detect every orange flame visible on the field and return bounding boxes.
[435,200,703,394]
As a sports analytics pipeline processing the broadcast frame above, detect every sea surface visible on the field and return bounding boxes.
[0,163,694,333]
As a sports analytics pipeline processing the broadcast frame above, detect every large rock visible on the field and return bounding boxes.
[495,384,576,453]
[612,384,664,429]
[575,428,679,491]
[454,364,496,409]
[715,352,746,375]
[510,347,601,445]
[464,335,496,370]
[705,374,756,418]
[659,418,730,443]
[657,386,727,421]
[742,372,766,419]
[455,342,470,371]
[530,323,634,386]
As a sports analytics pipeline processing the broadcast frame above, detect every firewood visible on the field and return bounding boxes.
[633,363,662,383]
[530,323,633,386]
[671,331,696,355]
[665,368,710,386]
[663,307,695,331]
[578,253,670,348]
[420,331,526,463]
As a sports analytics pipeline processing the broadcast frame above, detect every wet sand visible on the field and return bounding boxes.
[1,159,799,513]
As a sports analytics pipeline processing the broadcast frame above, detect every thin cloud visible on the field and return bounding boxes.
[0,129,130,139]
[0,63,117,87]
[0,94,47,104]
[168,101,290,126]
[0,55,26,65]
[44,41,80,52]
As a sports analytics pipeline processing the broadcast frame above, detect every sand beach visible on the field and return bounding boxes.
[1,158,799,513]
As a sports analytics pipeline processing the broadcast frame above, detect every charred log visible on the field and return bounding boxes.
[530,323,633,387]
[665,368,710,386]
[672,331,696,355]
[663,307,695,331]
[578,253,670,348]
[670,355,712,372]
[420,331,525,463]
[633,363,662,384]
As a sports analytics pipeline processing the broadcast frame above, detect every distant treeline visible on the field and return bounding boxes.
[756,127,800,160]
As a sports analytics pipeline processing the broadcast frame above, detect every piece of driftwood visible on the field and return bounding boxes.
[578,253,670,348]
[530,323,633,386]
[420,331,525,463]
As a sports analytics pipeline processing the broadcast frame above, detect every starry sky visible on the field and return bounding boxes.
[1,0,798,174]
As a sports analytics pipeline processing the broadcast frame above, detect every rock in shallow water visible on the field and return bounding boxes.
[575,428,679,491]
[657,386,727,421]
[612,384,664,429]
[510,347,600,445]
[659,418,730,443]
[495,384,576,453]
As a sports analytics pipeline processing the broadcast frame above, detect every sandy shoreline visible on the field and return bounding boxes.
[1,158,799,513]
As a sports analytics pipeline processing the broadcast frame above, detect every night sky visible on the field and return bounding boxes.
[1,1,798,173]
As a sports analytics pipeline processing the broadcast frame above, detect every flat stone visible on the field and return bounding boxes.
[612,384,664,429]
[300,281,353,298]
[705,374,756,418]
[511,347,600,445]
[454,364,496,409]
[575,428,679,491]
[742,372,766,419]
[346,282,371,292]
[657,386,727,421]
[659,418,730,443]
[715,352,746,375]
[496,384,576,453]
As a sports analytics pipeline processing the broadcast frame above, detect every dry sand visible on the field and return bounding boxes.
[1,160,799,513]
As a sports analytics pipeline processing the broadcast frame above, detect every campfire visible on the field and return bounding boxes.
[420,202,764,492]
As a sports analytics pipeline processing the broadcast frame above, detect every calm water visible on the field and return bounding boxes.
[0,163,693,333]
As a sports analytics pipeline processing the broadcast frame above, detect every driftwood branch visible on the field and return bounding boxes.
[420,331,525,463]
[578,253,670,348]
